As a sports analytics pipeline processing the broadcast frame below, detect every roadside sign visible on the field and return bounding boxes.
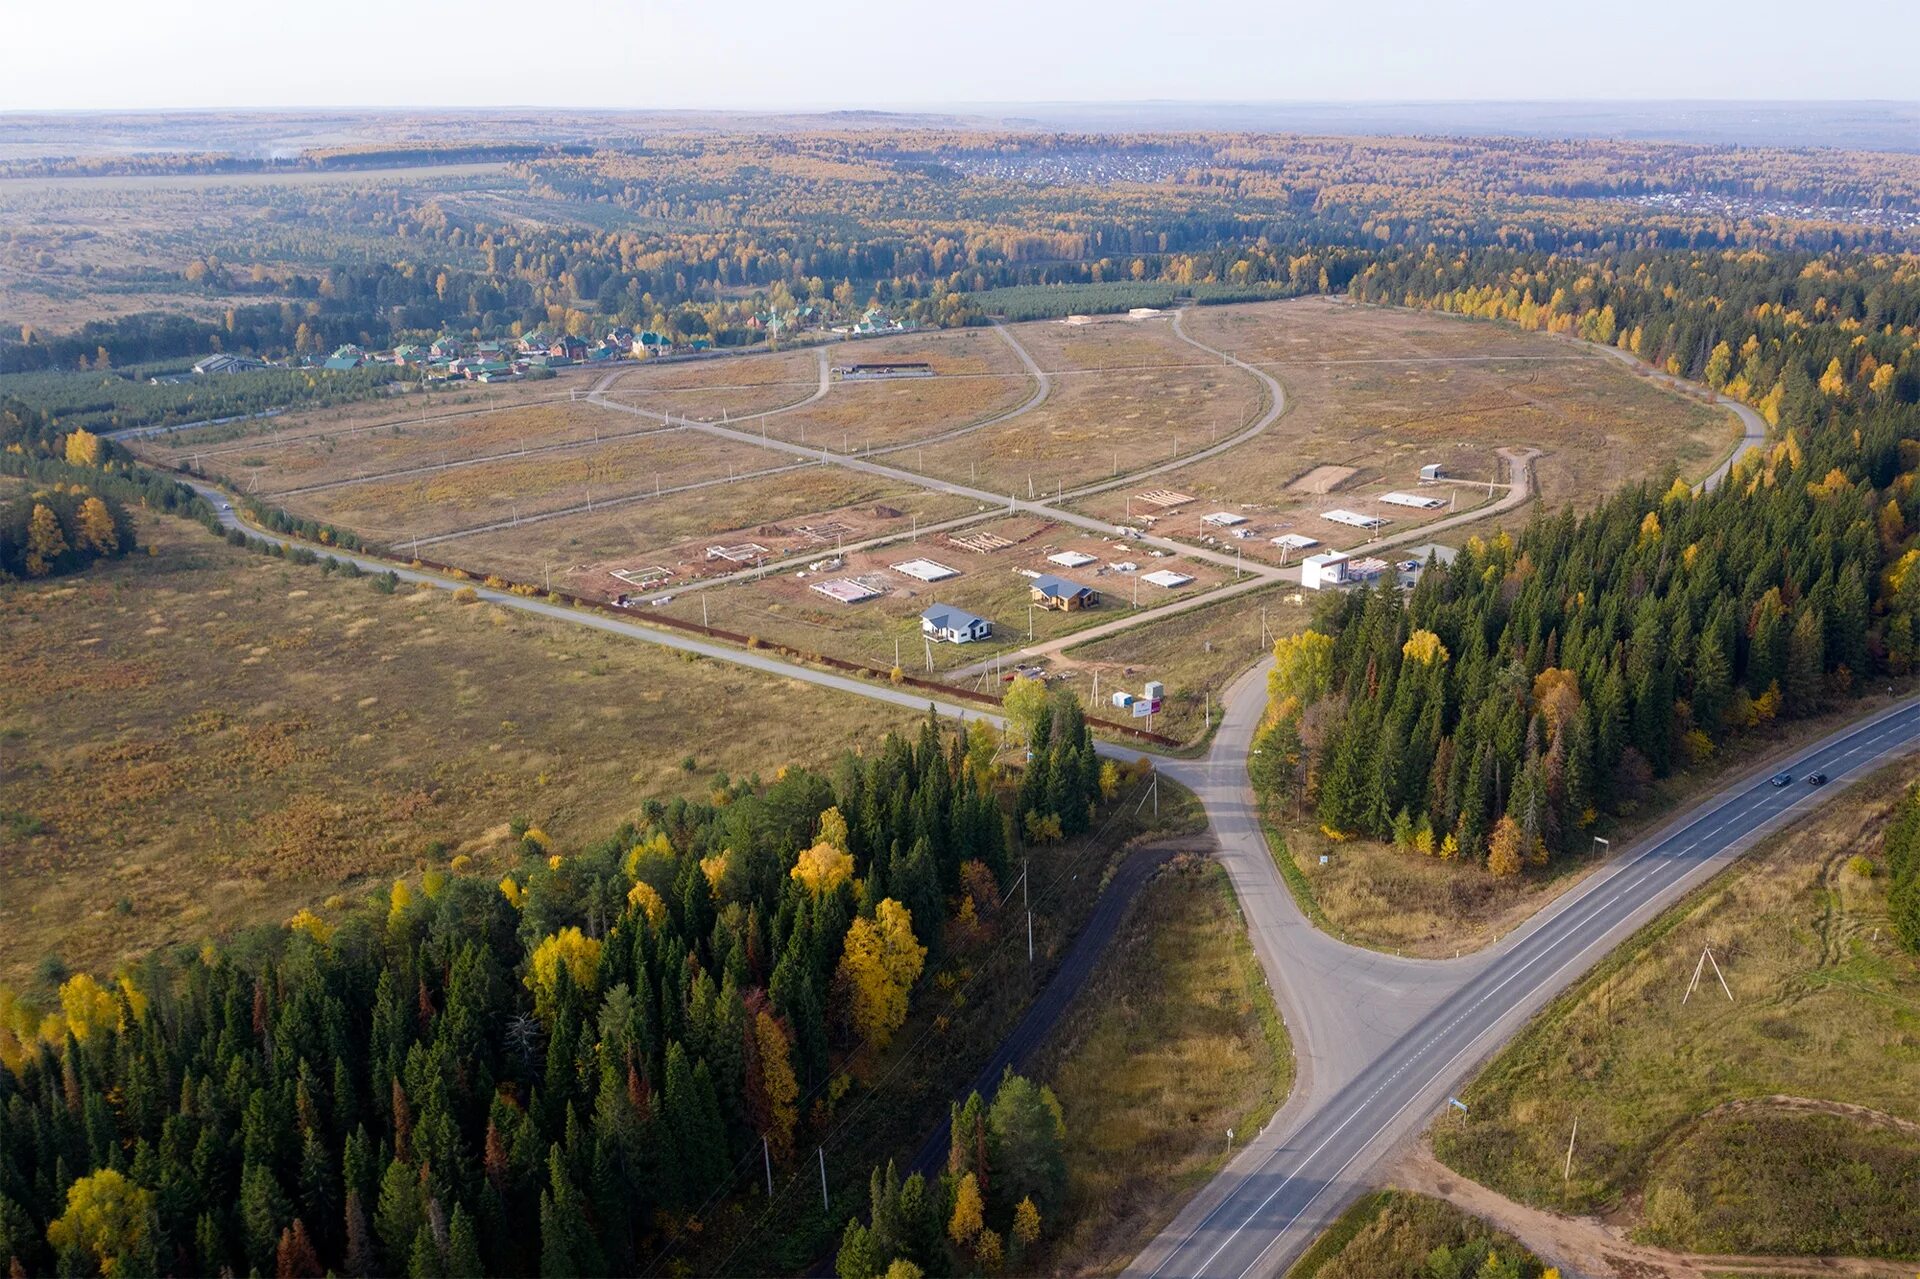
[1132,699,1152,718]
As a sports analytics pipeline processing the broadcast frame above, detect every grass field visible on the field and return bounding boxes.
[183,399,652,495]
[445,471,978,588]
[1431,757,1920,1257]
[758,374,1034,452]
[910,316,1266,495]
[1070,297,1733,563]
[1287,1191,1548,1279]
[276,427,783,542]
[601,348,825,420]
[0,511,918,991]
[133,378,588,460]
[1037,857,1292,1275]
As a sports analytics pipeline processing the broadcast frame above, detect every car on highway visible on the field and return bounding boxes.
[1770,771,1793,786]
[1807,771,1828,786]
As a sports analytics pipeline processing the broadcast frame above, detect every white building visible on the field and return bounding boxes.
[1301,551,1350,590]
[921,604,993,643]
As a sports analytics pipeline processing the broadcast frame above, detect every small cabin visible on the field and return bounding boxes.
[921,605,993,644]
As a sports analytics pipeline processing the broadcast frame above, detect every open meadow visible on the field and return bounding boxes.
[908,315,1266,495]
[600,347,826,420]
[273,425,785,542]
[1432,758,1920,1258]
[0,510,918,991]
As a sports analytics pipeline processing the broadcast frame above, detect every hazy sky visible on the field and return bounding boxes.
[8,0,1919,111]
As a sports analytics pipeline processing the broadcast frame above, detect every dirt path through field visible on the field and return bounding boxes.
[1386,1141,1916,1279]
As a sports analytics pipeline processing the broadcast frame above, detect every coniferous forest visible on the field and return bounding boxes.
[0,702,1114,1278]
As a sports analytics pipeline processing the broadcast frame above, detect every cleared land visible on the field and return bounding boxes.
[652,513,1223,676]
[1037,857,1292,1275]
[1288,1190,1548,1279]
[758,375,1032,452]
[275,428,784,541]
[0,511,917,990]
[446,471,976,588]
[1432,757,1920,1258]
[1072,297,1732,564]
[601,348,825,420]
[180,399,657,495]
[910,316,1265,495]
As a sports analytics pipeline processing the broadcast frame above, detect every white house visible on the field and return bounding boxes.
[921,604,993,644]
[1301,551,1350,590]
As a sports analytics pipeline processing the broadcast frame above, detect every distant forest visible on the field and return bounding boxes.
[5,131,1919,379]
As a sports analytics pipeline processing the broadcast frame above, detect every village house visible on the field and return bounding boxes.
[920,604,994,644]
[1030,574,1100,611]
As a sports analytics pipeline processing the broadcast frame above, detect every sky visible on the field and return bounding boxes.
[7,0,1920,112]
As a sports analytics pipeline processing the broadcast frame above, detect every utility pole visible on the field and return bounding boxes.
[817,1147,828,1212]
[1024,858,1032,964]
[1563,1118,1578,1182]
[763,1136,774,1196]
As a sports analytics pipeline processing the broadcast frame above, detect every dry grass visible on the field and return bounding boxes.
[602,348,824,420]
[136,379,590,462]
[911,318,1265,494]
[161,399,641,495]
[0,511,917,990]
[278,429,783,540]
[653,515,1223,676]
[445,471,976,585]
[759,374,1034,451]
[1060,585,1312,742]
[1036,856,1292,1275]
[1288,1191,1547,1279]
[1433,757,1920,1245]
[1071,298,1732,564]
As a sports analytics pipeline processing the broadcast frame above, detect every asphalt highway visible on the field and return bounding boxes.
[1134,693,1920,1277]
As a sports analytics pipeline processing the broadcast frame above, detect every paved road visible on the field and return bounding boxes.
[1133,667,1920,1277]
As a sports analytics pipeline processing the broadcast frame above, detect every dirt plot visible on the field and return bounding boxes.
[278,430,783,541]
[600,348,823,420]
[0,511,918,989]
[837,327,1033,377]
[913,363,1264,495]
[652,513,1221,675]
[161,399,647,495]
[445,469,976,586]
[1183,295,1563,364]
[758,374,1033,450]
[1127,480,1477,568]
[1070,297,1729,549]
[1014,314,1216,371]
[135,379,588,461]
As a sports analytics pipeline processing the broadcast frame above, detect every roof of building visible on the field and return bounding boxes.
[921,604,991,630]
[1032,574,1094,598]
[321,356,362,371]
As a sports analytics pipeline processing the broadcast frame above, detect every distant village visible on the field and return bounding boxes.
[158,306,909,386]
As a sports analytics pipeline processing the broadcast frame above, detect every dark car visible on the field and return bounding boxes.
[1807,772,1828,786]
[1770,772,1793,786]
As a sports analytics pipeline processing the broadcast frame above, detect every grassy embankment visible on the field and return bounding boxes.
[1287,1191,1549,1279]
[1432,758,1920,1258]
